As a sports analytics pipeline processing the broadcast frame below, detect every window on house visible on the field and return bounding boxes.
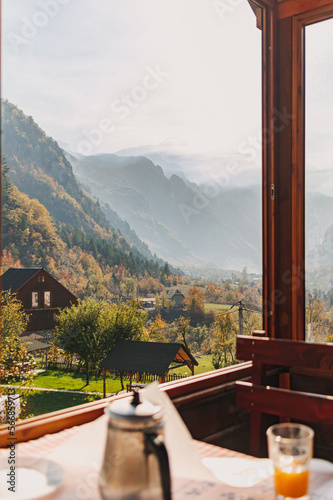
[44,291,51,307]
[38,276,45,283]
[32,292,39,308]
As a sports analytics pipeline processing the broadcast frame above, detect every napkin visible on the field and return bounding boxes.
[202,457,273,487]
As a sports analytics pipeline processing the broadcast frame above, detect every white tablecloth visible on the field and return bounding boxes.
[0,384,332,499]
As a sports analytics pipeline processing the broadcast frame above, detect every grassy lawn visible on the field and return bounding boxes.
[34,370,123,393]
[8,358,216,397]
[4,357,216,419]
[204,303,232,312]
[25,390,103,417]
[6,358,216,419]
[170,355,214,376]
[10,370,123,394]
[204,302,239,317]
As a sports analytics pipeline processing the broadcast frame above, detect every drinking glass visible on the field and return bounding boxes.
[266,423,314,500]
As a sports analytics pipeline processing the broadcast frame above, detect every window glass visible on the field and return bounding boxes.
[2,0,262,417]
[32,292,39,308]
[44,291,51,307]
[305,18,333,342]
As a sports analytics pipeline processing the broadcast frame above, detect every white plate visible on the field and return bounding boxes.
[0,456,65,500]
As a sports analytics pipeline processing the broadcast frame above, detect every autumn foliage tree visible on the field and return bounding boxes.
[1,291,27,341]
[175,317,191,349]
[0,249,22,274]
[0,291,35,418]
[146,314,167,342]
[184,287,205,314]
[211,312,237,369]
[55,299,147,384]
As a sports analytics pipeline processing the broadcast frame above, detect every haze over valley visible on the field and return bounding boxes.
[2,98,333,283]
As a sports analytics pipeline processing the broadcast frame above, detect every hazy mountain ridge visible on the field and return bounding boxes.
[69,150,333,274]
[67,152,210,267]
[116,144,261,188]
[68,152,263,271]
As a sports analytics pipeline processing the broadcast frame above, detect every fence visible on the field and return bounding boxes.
[45,362,186,382]
[138,372,184,382]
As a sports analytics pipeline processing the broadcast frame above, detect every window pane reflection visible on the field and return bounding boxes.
[305,18,333,342]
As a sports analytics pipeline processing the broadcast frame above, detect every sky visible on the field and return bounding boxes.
[1,0,332,190]
[2,0,262,160]
[305,19,333,195]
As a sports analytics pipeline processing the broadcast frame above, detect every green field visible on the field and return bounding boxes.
[25,390,103,417]
[8,355,215,396]
[204,302,238,315]
[170,355,214,376]
[30,357,214,389]
[5,356,215,418]
[28,370,122,394]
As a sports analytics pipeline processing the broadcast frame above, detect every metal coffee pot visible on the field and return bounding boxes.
[99,391,171,500]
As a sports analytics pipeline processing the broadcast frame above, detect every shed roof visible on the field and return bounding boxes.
[100,340,198,376]
[23,333,45,341]
[21,338,50,352]
[1,267,42,293]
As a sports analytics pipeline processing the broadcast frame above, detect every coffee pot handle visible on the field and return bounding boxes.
[145,433,171,500]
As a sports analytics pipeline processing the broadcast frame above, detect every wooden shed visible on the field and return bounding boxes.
[100,340,198,397]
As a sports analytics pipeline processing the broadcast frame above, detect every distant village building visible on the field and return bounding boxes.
[139,298,156,311]
[1,267,78,332]
[166,289,185,309]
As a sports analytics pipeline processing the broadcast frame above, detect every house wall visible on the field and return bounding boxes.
[171,292,185,309]
[24,308,59,331]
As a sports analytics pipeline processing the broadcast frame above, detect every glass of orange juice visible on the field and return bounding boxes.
[267,423,314,500]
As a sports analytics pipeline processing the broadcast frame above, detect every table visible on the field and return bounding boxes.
[0,385,332,499]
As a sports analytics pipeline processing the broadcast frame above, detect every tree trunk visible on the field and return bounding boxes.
[120,371,124,391]
[86,362,90,385]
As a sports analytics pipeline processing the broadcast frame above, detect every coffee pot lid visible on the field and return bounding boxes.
[105,390,162,421]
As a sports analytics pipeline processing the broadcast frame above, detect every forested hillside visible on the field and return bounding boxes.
[1,100,179,298]
[1,99,168,264]
[1,159,177,299]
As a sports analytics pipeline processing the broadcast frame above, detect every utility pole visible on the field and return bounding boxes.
[238,300,244,336]
[231,300,247,336]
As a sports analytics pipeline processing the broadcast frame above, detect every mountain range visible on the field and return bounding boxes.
[2,98,333,278]
[66,151,262,271]
[1,99,173,294]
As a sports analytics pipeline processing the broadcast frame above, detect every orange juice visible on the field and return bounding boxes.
[274,469,309,498]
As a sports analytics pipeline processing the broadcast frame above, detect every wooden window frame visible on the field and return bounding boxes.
[271,1,333,340]
[6,0,333,442]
